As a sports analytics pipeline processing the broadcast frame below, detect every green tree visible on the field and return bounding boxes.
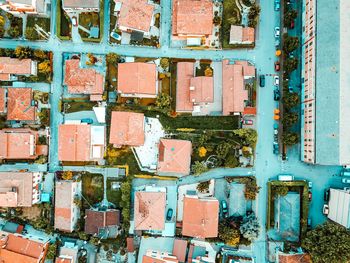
[160,58,169,69]
[191,161,208,175]
[282,132,299,146]
[25,27,38,40]
[78,231,89,241]
[282,92,299,108]
[240,213,260,241]
[106,53,120,64]
[282,112,298,127]
[215,142,232,159]
[33,49,48,60]
[218,222,241,246]
[155,93,172,110]
[284,57,299,73]
[213,16,222,26]
[196,181,210,193]
[234,128,258,148]
[0,15,5,28]
[248,3,261,28]
[89,236,100,246]
[283,33,299,54]
[14,46,32,59]
[224,155,239,168]
[284,10,297,28]
[274,186,289,196]
[7,25,21,38]
[46,243,57,259]
[302,222,350,263]
[38,60,51,75]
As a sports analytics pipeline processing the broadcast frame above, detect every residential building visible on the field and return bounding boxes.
[6,88,36,121]
[0,0,50,16]
[172,239,187,263]
[172,0,213,38]
[0,232,49,263]
[54,180,81,232]
[114,0,155,34]
[134,191,166,231]
[84,209,121,238]
[222,60,255,116]
[64,59,105,101]
[143,250,179,263]
[157,139,192,176]
[58,124,105,162]
[229,25,255,44]
[327,188,350,228]
[0,88,5,113]
[0,172,43,207]
[0,57,37,81]
[176,62,214,114]
[301,0,350,165]
[182,196,219,238]
[117,62,157,98]
[109,111,145,148]
[62,0,99,13]
[278,252,311,263]
[55,241,79,263]
[0,128,47,160]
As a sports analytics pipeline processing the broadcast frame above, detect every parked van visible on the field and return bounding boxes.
[278,174,294,181]
[341,170,350,177]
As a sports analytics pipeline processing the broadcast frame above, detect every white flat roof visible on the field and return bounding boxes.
[328,188,350,228]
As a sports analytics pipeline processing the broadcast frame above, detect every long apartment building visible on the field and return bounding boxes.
[301,0,350,165]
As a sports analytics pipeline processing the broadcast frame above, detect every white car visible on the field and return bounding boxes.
[323,204,329,215]
[274,76,280,86]
[274,27,280,38]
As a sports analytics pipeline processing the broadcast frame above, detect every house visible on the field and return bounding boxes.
[134,191,166,231]
[176,62,214,113]
[115,0,155,34]
[0,0,50,16]
[222,60,254,115]
[143,250,179,263]
[55,241,79,263]
[0,128,48,160]
[229,25,255,44]
[117,62,157,98]
[58,124,105,162]
[0,172,43,207]
[54,180,81,232]
[84,209,121,238]
[0,233,49,263]
[172,239,188,263]
[278,252,311,263]
[157,139,192,176]
[62,0,99,13]
[182,196,219,238]
[172,0,213,38]
[0,57,37,81]
[64,59,105,101]
[7,88,36,121]
[109,111,145,147]
[327,188,350,228]
[0,88,5,113]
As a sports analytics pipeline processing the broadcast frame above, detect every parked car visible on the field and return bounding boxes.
[323,204,329,215]
[81,118,93,124]
[274,108,280,120]
[344,187,350,192]
[307,218,312,230]
[278,174,294,181]
[166,208,173,221]
[308,181,313,189]
[342,178,350,184]
[273,142,279,155]
[274,61,280,71]
[274,89,280,101]
[308,191,312,201]
[273,123,279,132]
[274,76,280,86]
[274,1,280,11]
[110,31,122,41]
[243,119,253,125]
[324,189,330,201]
[341,170,350,177]
[274,27,280,38]
[289,86,294,93]
[259,75,266,87]
[72,16,78,27]
[290,20,295,29]
[221,200,228,218]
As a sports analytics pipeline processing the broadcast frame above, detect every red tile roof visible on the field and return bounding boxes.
[279,253,311,263]
[229,25,255,43]
[222,60,248,115]
[109,111,145,147]
[157,139,192,176]
[117,63,157,97]
[235,60,256,77]
[84,209,120,235]
[55,258,72,263]
[176,62,195,112]
[0,57,36,81]
[172,0,213,36]
[189,76,214,103]
[7,88,35,121]
[134,191,165,230]
[173,239,187,263]
[126,237,135,253]
[64,59,104,96]
[0,234,48,263]
[0,128,38,160]
[243,107,256,115]
[0,88,5,113]
[242,27,255,43]
[182,197,219,238]
[58,124,91,162]
[142,256,167,263]
[116,0,155,33]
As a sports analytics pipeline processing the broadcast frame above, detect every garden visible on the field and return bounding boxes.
[0,11,23,39]
[62,99,98,113]
[25,16,51,41]
[56,0,71,40]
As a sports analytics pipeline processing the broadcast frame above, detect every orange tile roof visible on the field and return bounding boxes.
[142,256,167,263]
[242,27,255,43]
[176,62,195,112]
[235,60,256,77]
[64,59,104,96]
[279,253,311,263]
[243,107,256,115]
[172,0,213,36]
[117,63,157,97]
[189,76,214,103]
[0,128,38,160]
[0,57,35,80]
[0,172,35,207]
[7,88,35,121]
[109,111,145,147]
[0,234,48,263]
[117,0,155,32]
[173,239,187,263]
[157,139,192,175]
[0,88,5,113]
[84,209,120,235]
[182,197,219,238]
[222,60,248,115]
[58,124,91,162]
[134,191,165,230]
[55,258,72,263]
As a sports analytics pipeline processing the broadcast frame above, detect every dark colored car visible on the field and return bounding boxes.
[274,61,280,71]
[274,89,280,101]
[307,218,312,230]
[290,20,295,29]
[166,208,173,221]
[221,200,228,218]
[273,143,279,155]
[259,75,266,87]
[324,189,330,201]
[81,118,93,124]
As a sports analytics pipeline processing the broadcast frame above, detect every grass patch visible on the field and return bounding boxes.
[106,179,122,207]
[56,0,71,40]
[222,0,244,49]
[82,173,104,205]
[105,146,142,175]
[25,16,50,40]
[107,63,118,91]
[161,77,170,95]
[63,100,98,113]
